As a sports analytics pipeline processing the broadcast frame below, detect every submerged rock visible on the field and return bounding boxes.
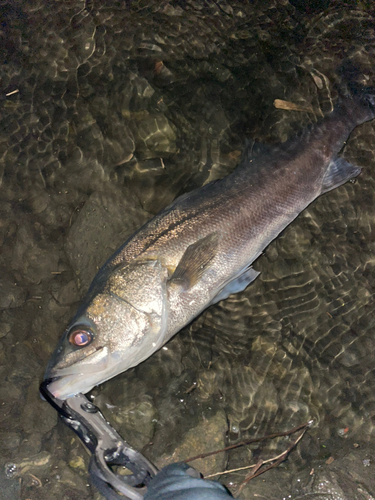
[155,409,228,478]
[0,274,27,309]
[65,188,151,292]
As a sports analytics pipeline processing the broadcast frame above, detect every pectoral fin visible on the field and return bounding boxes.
[321,157,361,194]
[210,267,260,305]
[169,233,219,290]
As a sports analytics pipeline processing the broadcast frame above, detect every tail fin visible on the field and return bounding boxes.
[337,61,375,124]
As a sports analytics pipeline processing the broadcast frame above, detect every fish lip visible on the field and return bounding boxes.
[44,373,93,400]
[39,377,61,401]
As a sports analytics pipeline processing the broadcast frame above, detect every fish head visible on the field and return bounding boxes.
[44,260,169,399]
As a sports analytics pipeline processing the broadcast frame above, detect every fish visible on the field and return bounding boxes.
[43,88,375,400]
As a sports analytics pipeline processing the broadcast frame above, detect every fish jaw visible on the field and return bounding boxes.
[45,343,156,399]
[44,343,111,399]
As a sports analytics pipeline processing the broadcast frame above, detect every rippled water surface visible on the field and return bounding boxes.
[1,1,375,499]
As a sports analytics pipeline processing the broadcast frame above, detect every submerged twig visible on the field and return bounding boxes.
[6,89,19,97]
[274,99,315,113]
[183,420,312,496]
[184,420,312,463]
[234,424,309,496]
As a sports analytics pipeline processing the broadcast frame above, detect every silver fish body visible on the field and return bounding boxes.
[44,94,375,399]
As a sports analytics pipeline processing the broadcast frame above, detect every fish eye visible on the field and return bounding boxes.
[68,328,92,347]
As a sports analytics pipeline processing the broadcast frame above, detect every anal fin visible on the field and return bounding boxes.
[321,156,361,194]
[210,267,260,305]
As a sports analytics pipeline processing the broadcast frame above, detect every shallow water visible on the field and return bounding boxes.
[1,1,375,499]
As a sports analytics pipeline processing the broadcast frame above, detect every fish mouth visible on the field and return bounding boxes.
[43,337,164,399]
[43,346,111,400]
[44,373,92,400]
[39,377,73,409]
[39,377,59,402]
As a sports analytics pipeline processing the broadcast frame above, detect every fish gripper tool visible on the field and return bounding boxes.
[40,380,158,500]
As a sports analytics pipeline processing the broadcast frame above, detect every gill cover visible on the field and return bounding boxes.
[86,259,169,344]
